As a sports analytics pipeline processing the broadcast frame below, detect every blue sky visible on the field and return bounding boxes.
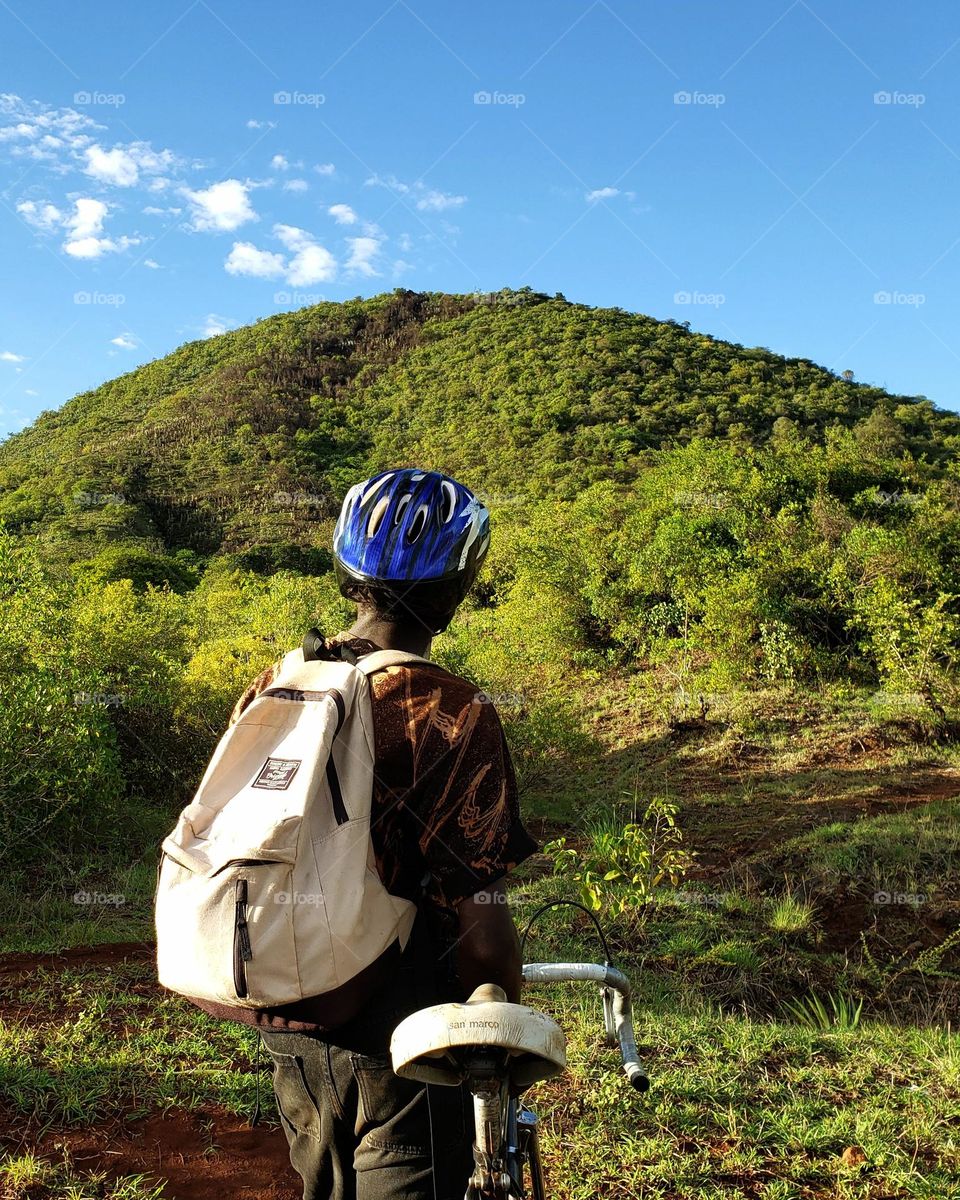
[2,0,959,440]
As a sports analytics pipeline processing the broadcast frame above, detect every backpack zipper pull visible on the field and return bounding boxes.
[235,879,253,960]
[234,878,253,998]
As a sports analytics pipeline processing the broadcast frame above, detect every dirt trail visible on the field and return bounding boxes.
[0,940,300,1198]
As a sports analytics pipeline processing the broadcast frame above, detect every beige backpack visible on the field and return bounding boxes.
[155,644,427,1016]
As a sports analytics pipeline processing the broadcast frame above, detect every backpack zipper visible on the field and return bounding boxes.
[234,878,253,998]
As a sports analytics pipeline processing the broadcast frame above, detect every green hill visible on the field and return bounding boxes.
[2,286,960,878]
[2,287,959,572]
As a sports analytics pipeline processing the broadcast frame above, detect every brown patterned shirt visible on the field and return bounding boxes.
[229,634,539,986]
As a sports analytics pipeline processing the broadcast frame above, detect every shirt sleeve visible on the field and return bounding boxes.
[228,659,282,727]
[411,687,540,911]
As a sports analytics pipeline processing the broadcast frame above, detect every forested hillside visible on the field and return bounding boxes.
[3,288,960,868]
[2,287,958,572]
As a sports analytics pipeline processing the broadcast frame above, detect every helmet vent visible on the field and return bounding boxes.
[394,493,412,524]
[407,503,428,543]
[366,495,390,538]
[440,480,458,524]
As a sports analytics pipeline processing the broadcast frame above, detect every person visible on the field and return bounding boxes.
[228,468,539,1200]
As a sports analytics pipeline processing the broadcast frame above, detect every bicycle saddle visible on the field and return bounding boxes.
[390,983,567,1089]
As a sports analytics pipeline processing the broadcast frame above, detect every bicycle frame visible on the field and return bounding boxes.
[461,960,648,1200]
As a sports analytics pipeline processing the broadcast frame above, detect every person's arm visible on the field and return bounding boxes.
[455,877,523,1003]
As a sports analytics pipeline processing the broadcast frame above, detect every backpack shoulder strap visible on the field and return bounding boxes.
[355,648,433,676]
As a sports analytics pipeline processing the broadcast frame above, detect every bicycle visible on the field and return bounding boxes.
[390,901,649,1199]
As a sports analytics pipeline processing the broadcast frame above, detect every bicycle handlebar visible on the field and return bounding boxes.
[521,962,650,1093]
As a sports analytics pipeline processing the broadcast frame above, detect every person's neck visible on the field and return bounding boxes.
[345,612,433,658]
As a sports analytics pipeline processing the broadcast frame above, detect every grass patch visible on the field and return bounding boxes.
[0,858,160,956]
[0,1152,165,1200]
[773,799,960,895]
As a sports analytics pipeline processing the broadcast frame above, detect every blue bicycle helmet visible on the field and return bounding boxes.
[333,469,491,623]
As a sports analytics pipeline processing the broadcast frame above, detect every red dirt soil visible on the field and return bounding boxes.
[12,1107,301,1200]
[0,940,301,1199]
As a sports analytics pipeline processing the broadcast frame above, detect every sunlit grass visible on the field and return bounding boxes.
[0,1151,165,1200]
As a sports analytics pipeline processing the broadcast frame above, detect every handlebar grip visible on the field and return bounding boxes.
[626,1063,650,1092]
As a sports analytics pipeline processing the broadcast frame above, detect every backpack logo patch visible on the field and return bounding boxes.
[252,757,301,790]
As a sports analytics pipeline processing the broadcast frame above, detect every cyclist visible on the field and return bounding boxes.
[229,468,539,1200]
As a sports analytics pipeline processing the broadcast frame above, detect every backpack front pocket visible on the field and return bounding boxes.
[156,850,301,1006]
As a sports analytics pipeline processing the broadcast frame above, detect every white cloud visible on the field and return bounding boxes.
[274,224,310,252]
[225,241,285,278]
[84,144,138,186]
[111,333,136,349]
[586,186,619,202]
[397,232,413,252]
[271,154,289,171]
[346,235,381,277]
[16,200,63,231]
[247,118,276,129]
[415,188,466,212]
[328,203,357,225]
[203,314,235,338]
[83,142,178,188]
[0,95,100,164]
[183,179,256,232]
[288,242,336,285]
[0,351,26,363]
[57,197,139,258]
[275,223,337,284]
[67,197,108,238]
[19,194,137,257]
[24,388,38,396]
[225,224,337,286]
[283,178,308,192]
[313,162,335,175]
[144,258,161,269]
[65,234,139,259]
[365,173,466,212]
